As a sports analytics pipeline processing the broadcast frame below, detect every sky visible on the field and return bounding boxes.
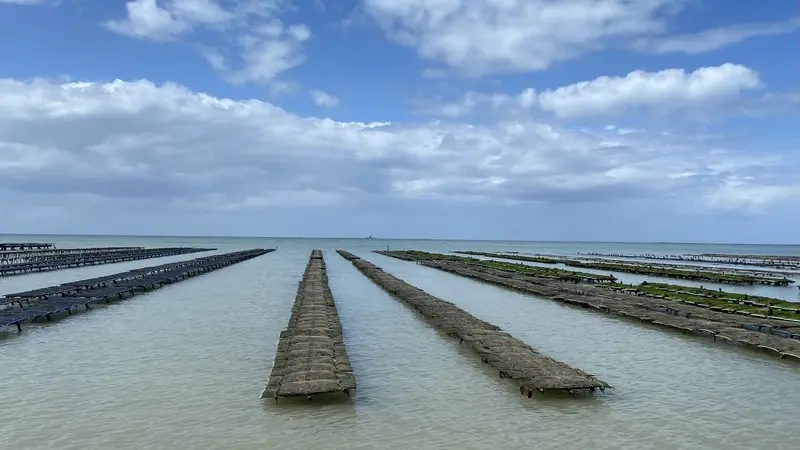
[0,0,798,243]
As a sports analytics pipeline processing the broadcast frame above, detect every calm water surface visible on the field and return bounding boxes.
[1,236,799,450]
[463,254,800,302]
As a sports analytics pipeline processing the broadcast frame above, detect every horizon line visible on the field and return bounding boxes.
[0,233,797,247]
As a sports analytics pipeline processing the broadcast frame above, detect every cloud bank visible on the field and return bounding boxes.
[0,77,796,239]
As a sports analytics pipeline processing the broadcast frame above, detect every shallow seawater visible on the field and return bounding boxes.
[463,253,800,302]
[1,236,799,450]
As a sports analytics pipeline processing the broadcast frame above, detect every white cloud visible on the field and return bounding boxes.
[415,89,535,118]
[171,0,231,25]
[702,178,800,213]
[363,0,681,76]
[536,63,763,119]
[309,89,339,107]
[636,18,800,54]
[419,64,765,120]
[0,77,793,222]
[106,1,308,85]
[362,0,796,76]
[222,20,311,85]
[104,0,236,41]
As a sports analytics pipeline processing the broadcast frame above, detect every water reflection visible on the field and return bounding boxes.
[0,239,799,450]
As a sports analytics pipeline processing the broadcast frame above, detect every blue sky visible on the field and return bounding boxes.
[0,0,797,243]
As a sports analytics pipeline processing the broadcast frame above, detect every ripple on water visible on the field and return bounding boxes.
[362,251,800,450]
[1,242,799,450]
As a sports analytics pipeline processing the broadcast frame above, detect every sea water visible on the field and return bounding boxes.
[1,235,798,450]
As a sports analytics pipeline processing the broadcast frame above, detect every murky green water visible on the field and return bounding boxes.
[1,236,799,449]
